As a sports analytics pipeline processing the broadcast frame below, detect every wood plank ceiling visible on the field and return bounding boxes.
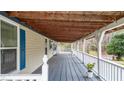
[7,11,124,42]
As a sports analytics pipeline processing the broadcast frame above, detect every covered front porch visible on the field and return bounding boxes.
[0,12,124,81]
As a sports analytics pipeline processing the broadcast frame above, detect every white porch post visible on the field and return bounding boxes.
[74,42,77,55]
[71,43,73,54]
[75,42,76,51]
[76,41,79,57]
[82,38,86,64]
[83,38,86,54]
[73,42,76,54]
[77,41,79,51]
[41,38,49,81]
[97,31,106,76]
[42,55,48,81]
[56,42,60,54]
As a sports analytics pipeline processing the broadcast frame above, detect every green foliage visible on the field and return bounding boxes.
[107,33,124,60]
[91,44,97,51]
[86,63,95,72]
[59,43,71,52]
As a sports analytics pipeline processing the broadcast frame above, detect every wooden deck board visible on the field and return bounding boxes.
[33,53,100,81]
[72,55,100,81]
[67,55,79,81]
[47,54,100,81]
[60,59,67,81]
[69,55,85,81]
[48,56,60,81]
[65,55,73,81]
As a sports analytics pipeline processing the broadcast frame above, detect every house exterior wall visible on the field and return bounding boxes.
[0,14,56,74]
[19,25,44,74]
[19,25,55,74]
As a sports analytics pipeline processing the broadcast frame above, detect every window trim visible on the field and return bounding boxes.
[0,16,20,74]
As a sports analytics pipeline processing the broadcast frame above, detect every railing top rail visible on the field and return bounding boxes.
[83,52,124,69]
[73,50,124,69]
[99,58,124,69]
[73,50,83,53]
[83,52,98,59]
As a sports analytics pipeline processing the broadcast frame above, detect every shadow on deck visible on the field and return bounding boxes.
[32,53,100,81]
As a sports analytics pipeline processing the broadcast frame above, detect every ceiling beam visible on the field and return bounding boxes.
[19,18,112,24]
[25,21,103,30]
[20,18,112,27]
[8,11,115,22]
[32,27,94,35]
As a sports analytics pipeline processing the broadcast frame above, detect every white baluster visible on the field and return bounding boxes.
[41,55,48,81]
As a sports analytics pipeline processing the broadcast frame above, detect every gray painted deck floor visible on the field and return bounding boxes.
[32,54,100,81]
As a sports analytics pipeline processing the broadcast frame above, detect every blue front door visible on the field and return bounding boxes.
[20,29,26,70]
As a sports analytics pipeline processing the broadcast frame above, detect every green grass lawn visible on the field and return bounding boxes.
[88,50,97,56]
[113,57,124,65]
[89,50,124,66]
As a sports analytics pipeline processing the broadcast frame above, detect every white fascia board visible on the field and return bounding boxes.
[0,15,19,27]
[84,17,124,39]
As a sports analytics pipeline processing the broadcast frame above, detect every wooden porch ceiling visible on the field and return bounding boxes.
[7,11,124,42]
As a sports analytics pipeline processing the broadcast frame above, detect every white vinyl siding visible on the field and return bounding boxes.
[19,25,45,74]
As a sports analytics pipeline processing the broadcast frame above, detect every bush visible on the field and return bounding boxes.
[107,33,124,61]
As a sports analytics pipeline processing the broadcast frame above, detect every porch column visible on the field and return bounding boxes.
[42,55,48,81]
[74,42,76,54]
[97,30,106,76]
[71,43,73,54]
[42,38,49,81]
[83,39,86,53]
[56,42,60,54]
[77,41,80,51]
[76,41,78,57]
[82,38,86,64]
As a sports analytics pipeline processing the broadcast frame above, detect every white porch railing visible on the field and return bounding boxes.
[73,50,84,63]
[99,58,124,81]
[1,51,124,81]
[73,50,124,81]
[83,53,98,75]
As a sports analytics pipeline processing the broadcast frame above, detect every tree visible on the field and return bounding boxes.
[107,33,124,61]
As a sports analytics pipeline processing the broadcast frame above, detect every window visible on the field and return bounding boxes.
[0,20,17,74]
[1,49,17,74]
[1,21,17,47]
[52,43,57,51]
[49,40,52,49]
[45,39,47,54]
